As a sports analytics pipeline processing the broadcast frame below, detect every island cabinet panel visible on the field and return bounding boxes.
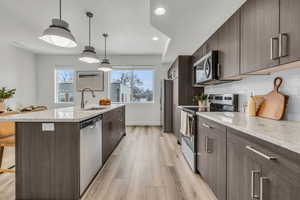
[218,10,240,79]
[197,117,227,200]
[102,106,125,163]
[240,0,280,74]
[227,128,300,200]
[16,122,80,200]
[279,0,300,65]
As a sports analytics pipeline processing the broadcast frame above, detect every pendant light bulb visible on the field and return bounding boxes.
[39,0,77,48]
[79,12,100,64]
[98,33,112,72]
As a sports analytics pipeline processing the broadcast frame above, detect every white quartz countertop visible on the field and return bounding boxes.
[196,112,300,155]
[0,104,125,122]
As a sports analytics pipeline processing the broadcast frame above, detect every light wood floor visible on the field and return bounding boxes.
[0,126,217,200]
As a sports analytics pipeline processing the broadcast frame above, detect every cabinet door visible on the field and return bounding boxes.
[203,32,218,55]
[227,130,262,200]
[279,0,300,65]
[193,45,204,63]
[196,120,208,177]
[198,118,227,200]
[102,111,114,163]
[218,10,240,79]
[240,0,280,74]
[260,161,300,200]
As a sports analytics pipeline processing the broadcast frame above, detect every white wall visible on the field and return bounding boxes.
[205,67,300,121]
[0,42,37,109]
[35,55,164,125]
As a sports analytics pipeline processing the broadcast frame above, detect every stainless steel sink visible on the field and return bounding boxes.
[84,107,107,111]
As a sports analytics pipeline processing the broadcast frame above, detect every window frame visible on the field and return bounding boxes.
[54,67,76,105]
[109,66,155,104]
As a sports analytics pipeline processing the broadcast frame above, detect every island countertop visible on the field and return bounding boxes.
[196,112,300,155]
[0,104,125,122]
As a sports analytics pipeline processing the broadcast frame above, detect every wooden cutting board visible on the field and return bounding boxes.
[257,77,289,120]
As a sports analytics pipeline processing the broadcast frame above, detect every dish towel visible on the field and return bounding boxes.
[180,111,187,136]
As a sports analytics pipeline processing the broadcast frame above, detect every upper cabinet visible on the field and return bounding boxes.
[218,11,240,79]
[192,0,300,81]
[240,0,280,74]
[203,32,219,55]
[279,0,300,65]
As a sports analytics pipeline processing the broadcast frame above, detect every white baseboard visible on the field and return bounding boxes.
[126,121,161,126]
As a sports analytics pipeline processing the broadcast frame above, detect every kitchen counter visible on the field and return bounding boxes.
[196,112,300,155]
[12,104,126,200]
[0,104,124,122]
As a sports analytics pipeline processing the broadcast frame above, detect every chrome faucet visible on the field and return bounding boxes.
[81,88,96,109]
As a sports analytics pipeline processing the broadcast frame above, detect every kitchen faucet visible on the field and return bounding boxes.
[81,88,96,109]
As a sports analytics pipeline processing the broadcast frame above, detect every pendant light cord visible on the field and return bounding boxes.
[89,16,91,47]
[104,36,107,58]
[59,0,62,20]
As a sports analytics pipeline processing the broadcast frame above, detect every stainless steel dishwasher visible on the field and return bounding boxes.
[80,115,102,195]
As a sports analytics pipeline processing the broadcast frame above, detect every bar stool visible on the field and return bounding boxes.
[0,111,18,173]
[0,108,48,173]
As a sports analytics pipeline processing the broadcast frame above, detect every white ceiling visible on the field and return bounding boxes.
[0,0,169,56]
[0,0,248,63]
[150,0,247,63]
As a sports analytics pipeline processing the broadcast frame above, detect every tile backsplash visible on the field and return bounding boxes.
[205,68,300,121]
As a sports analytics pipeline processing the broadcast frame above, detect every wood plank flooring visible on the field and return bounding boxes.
[0,126,217,200]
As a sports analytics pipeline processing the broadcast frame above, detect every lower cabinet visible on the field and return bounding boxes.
[102,106,125,163]
[197,117,300,200]
[227,128,300,200]
[197,117,227,200]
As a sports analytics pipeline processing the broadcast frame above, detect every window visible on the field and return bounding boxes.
[55,69,75,103]
[110,69,154,103]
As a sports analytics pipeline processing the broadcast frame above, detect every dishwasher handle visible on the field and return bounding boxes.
[80,115,102,129]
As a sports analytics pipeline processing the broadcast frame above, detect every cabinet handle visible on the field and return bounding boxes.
[202,123,211,129]
[205,136,212,153]
[279,33,289,57]
[205,136,209,153]
[260,177,269,200]
[251,170,261,200]
[246,146,277,161]
[270,37,279,60]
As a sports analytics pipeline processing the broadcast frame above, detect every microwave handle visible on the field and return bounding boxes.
[217,64,221,78]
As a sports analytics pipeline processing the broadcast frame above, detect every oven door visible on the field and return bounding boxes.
[181,113,197,172]
[181,113,196,152]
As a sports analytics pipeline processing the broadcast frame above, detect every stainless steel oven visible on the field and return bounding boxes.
[179,94,238,173]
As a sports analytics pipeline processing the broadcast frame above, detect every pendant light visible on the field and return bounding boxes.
[79,12,100,64]
[98,33,112,72]
[39,0,77,48]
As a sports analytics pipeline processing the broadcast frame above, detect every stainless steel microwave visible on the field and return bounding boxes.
[193,51,219,86]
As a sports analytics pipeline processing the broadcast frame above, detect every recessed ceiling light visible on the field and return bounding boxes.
[152,37,159,41]
[154,7,166,16]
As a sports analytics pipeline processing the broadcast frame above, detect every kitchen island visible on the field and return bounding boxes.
[0,104,126,200]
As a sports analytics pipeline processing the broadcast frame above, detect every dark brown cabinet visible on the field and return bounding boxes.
[240,0,280,74]
[203,32,219,55]
[227,128,300,200]
[169,56,203,143]
[102,106,125,163]
[197,117,227,200]
[279,0,300,65]
[218,10,240,79]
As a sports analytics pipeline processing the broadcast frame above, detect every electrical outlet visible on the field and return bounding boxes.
[42,123,55,132]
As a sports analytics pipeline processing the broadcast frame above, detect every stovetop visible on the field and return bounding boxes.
[182,107,210,114]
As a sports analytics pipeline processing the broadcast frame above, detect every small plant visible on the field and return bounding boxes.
[193,94,208,102]
[0,87,16,100]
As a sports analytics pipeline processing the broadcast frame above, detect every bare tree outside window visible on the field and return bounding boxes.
[110,69,154,103]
